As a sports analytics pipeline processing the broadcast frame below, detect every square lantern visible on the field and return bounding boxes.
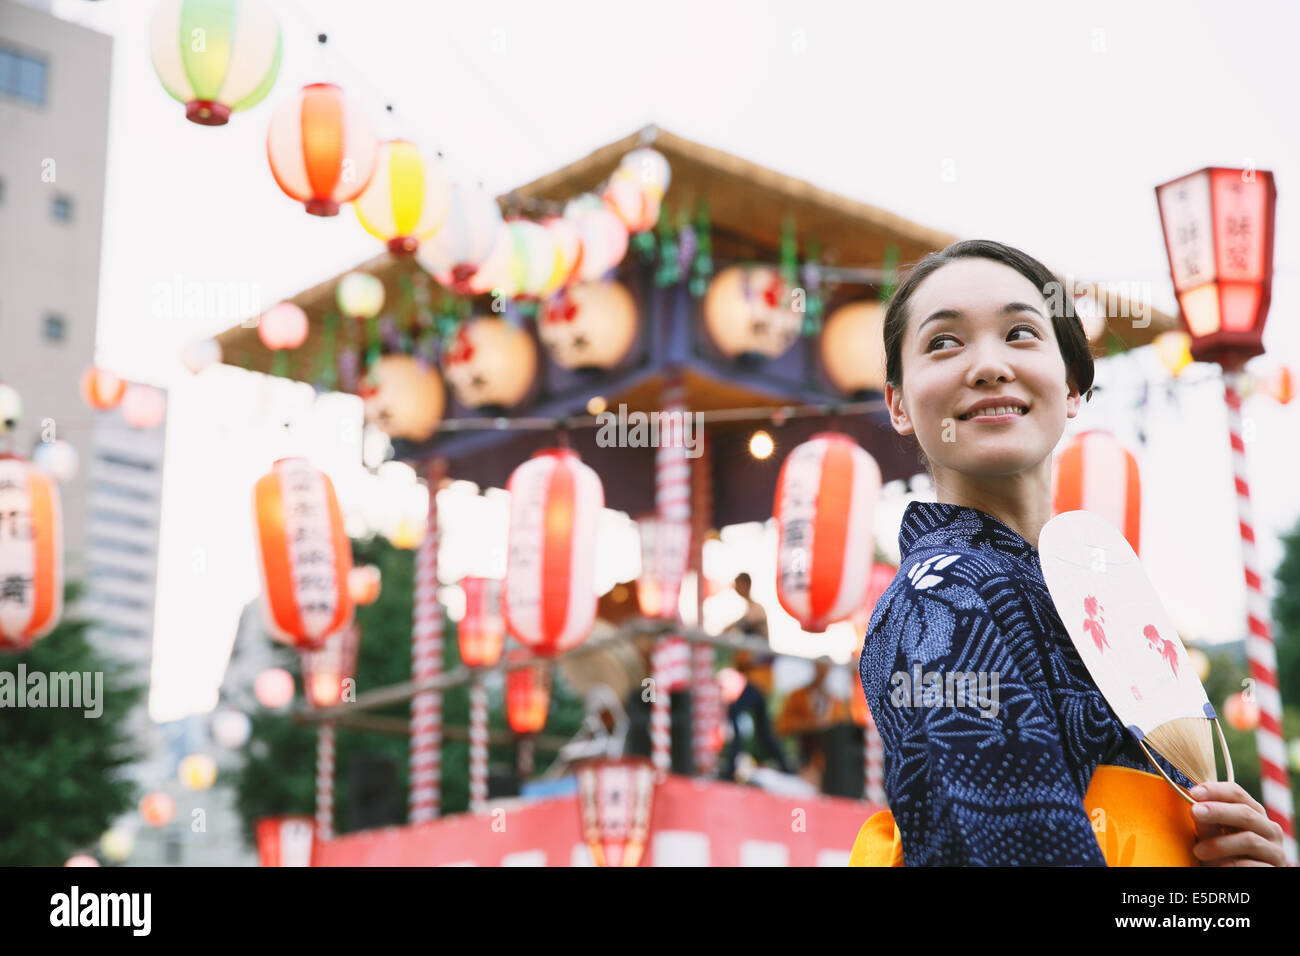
[1154,167,1277,366]
[576,757,658,867]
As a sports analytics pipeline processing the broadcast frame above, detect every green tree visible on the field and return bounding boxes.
[229,535,584,846]
[0,582,144,865]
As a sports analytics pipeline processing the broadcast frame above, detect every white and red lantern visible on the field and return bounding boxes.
[774,433,882,633]
[564,196,628,282]
[459,576,505,667]
[415,182,503,293]
[0,456,63,649]
[255,815,316,867]
[635,514,690,620]
[1154,167,1277,366]
[1052,429,1141,555]
[252,457,354,650]
[539,281,639,371]
[703,265,802,361]
[506,651,551,734]
[576,756,658,867]
[602,166,661,234]
[442,317,537,411]
[302,622,361,709]
[267,83,379,217]
[503,448,604,654]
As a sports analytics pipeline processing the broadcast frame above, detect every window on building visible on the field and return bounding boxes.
[0,45,48,107]
[51,194,73,222]
[0,177,6,205]
[42,314,65,343]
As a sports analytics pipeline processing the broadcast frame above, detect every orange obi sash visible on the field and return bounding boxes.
[848,764,1198,866]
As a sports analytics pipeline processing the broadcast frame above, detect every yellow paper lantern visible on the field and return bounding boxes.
[820,300,886,396]
[100,827,134,862]
[336,273,385,320]
[363,355,445,441]
[1153,330,1193,377]
[354,139,451,256]
[179,753,218,790]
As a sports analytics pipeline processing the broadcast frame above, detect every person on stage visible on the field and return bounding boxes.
[851,239,1285,866]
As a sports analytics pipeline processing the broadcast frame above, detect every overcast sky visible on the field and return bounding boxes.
[48,0,1300,720]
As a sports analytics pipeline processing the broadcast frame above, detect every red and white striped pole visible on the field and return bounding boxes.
[469,676,489,812]
[1224,371,1297,865]
[409,458,447,823]
[654,371,691,775]
[690,430,718,776]
[315,722,335,840]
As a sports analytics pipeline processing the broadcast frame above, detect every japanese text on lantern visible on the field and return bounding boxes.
[281,462,338,633]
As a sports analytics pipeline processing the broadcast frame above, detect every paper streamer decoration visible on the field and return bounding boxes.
[1038,510,1230,797]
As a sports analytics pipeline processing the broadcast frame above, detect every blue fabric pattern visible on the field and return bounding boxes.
[858,501,1195,866]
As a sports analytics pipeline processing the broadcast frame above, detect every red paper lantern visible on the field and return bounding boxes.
[774,433,882,632]
[267,83,379,217]
[140,792,175,827]
[1155,167,1277,367]
[1052,429,1141,555]
[80,366,126,411]
[506,652,550,734]
[0,456,63,649]
[252,458,354,650]
[503,448,604,654]
[636,514,690,620]
[255,815,316,866]
[347,564,381,605]
[301,623,360,709]
[459,577,505,668]
[576,757,657,867]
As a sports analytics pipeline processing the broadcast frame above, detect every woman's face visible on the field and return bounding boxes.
[885,257,1081,478]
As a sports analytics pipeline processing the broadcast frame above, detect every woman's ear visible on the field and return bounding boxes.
[885,382,914,436]
[1065,374,1082,419]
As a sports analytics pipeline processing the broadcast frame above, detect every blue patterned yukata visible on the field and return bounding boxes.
[858,501,1195,866]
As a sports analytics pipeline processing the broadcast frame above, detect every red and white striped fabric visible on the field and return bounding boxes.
[1053,428,1142,555]
[1225,374,1297,864]
[410,461,445,823]
[503,448,604,654]
[0,456,62,648]
[774,433,882,633]
[252,457,353,650]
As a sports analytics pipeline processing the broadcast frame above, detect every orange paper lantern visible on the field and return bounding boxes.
[459,577,505,668]
[80,367,126,411]
[267,83,379,217]
[0,456,63,649]
[506,652,551,734]
[252,458,354,649]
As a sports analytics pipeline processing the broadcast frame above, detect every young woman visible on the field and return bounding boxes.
[851,239,1286,867]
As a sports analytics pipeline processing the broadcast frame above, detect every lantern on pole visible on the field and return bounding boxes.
[252,457,354,650]
[255,815,316,867]
[576,757,657,867]
[635,514,690,620]
[503,448,604,654]
[149,0,282,126]
[1155,168,1276,365]
[1052,428,1141,555]
[0,456,63,650]
[1155,165,1295,864]
[267,83,379,217]
[506,650,551,734]
[773,433,882,633]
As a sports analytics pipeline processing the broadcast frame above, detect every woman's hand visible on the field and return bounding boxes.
[1190,781,1287,867]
